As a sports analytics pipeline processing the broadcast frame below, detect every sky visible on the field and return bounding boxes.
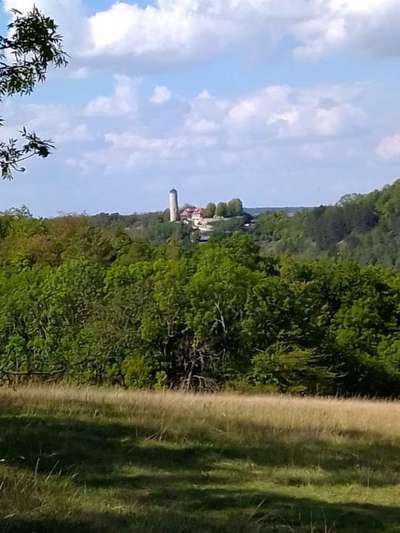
[1,0,400,216]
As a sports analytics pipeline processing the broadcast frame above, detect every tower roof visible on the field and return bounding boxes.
[169,188,178,193]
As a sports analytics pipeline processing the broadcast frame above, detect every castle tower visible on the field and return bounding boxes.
[169,188,179,222]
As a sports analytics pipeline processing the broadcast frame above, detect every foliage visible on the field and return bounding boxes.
[203,202,216,218]
[254,211,290,242]
[250,344,336,394]
[215,201,228,217]
[0,8,67,178]
[214,198,244,218]
[253,179,400,268]
[227,198,243,217]
[0,208,400,396]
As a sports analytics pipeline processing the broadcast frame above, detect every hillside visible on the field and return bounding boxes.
[245,207,306,216]
[254,179,400,268]
[1,386,400,533]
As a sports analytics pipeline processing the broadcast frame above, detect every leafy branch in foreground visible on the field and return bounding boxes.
[0,7,68,179]
[0,128,54,177]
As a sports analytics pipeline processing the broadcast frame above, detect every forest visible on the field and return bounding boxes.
[0,184,400,397]
[256,178,400,268]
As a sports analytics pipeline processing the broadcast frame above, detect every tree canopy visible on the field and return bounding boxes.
[0,209,400,397]
[253,179,400,268]
[203,202,216,218]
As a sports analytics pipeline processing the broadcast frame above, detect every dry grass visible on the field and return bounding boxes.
[1,386,400,532]
[3,385,400,438]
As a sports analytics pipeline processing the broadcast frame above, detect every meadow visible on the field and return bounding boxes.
[0,386,400,532]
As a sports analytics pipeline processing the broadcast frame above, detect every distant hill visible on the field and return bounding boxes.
[253,179,400,269]
[245,207,307,216]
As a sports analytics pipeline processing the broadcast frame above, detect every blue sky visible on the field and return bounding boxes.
[1,0,400,216]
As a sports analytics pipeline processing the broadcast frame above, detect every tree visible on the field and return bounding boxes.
[203,202,216,218]
[215,202,227,218]
[255,211,289,242]
[227,198,243,217]
[0,7,67,178]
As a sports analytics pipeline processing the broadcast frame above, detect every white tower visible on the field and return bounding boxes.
[169,188,179,222]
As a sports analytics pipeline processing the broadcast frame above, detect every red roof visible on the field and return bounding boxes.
[181,207,203,216]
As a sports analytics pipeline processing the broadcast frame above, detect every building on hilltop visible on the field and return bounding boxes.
[167,189,251,242]
[180,207,203,222]
[180,206,215,237]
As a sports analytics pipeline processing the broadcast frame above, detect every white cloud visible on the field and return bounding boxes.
[376,134,400,160]
[53,123,91,144]
[81,0,237,70]
[67,81,369,182]
[150,86,171,105]
[5,0,400,74]
[104,131,218,154]
[0,64,370,194]
[185,117,219,135]
[294,0,400,60]
[82,0,400,67]
[329,0,393,16]
[1,102,93,145]
[68,66,90,80]
[85,75,139,117]
[197,90,212,99]
[226,84,366,141]
[3,2,399,214]
[10,73,387,214]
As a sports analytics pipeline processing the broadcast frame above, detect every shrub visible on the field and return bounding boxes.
[122,354,153,388]
[250,343,336,394]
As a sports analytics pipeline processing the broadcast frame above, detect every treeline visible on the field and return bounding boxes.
[0,208,399,396]
[255,179,400,268]
[203,198,244,218]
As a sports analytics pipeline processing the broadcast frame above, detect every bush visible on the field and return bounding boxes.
[122,354,153,388]
[250,344,336,395]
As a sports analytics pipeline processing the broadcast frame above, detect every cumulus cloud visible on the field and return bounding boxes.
[376,134,400,160]
[150,86,172,105]
[185,117,220,135]
[0,71,383,213]
[294,0,400,60]
[81,0,316,67]
[65,81,369,182]
[1,101,92,145]
[4,0,400,73]
[226,85,366,142]
[85,75,139,117]
[3,1,400,214]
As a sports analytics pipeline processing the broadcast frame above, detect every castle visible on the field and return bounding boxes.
[168,188,213,235]
[168,189,249,241]
[169,188,204,224]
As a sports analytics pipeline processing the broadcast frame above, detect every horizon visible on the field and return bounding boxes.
[2,178,398,218]
[4,176,398,218]
[1,1,400,216]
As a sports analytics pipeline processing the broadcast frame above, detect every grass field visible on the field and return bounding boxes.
[0,386,400,532]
